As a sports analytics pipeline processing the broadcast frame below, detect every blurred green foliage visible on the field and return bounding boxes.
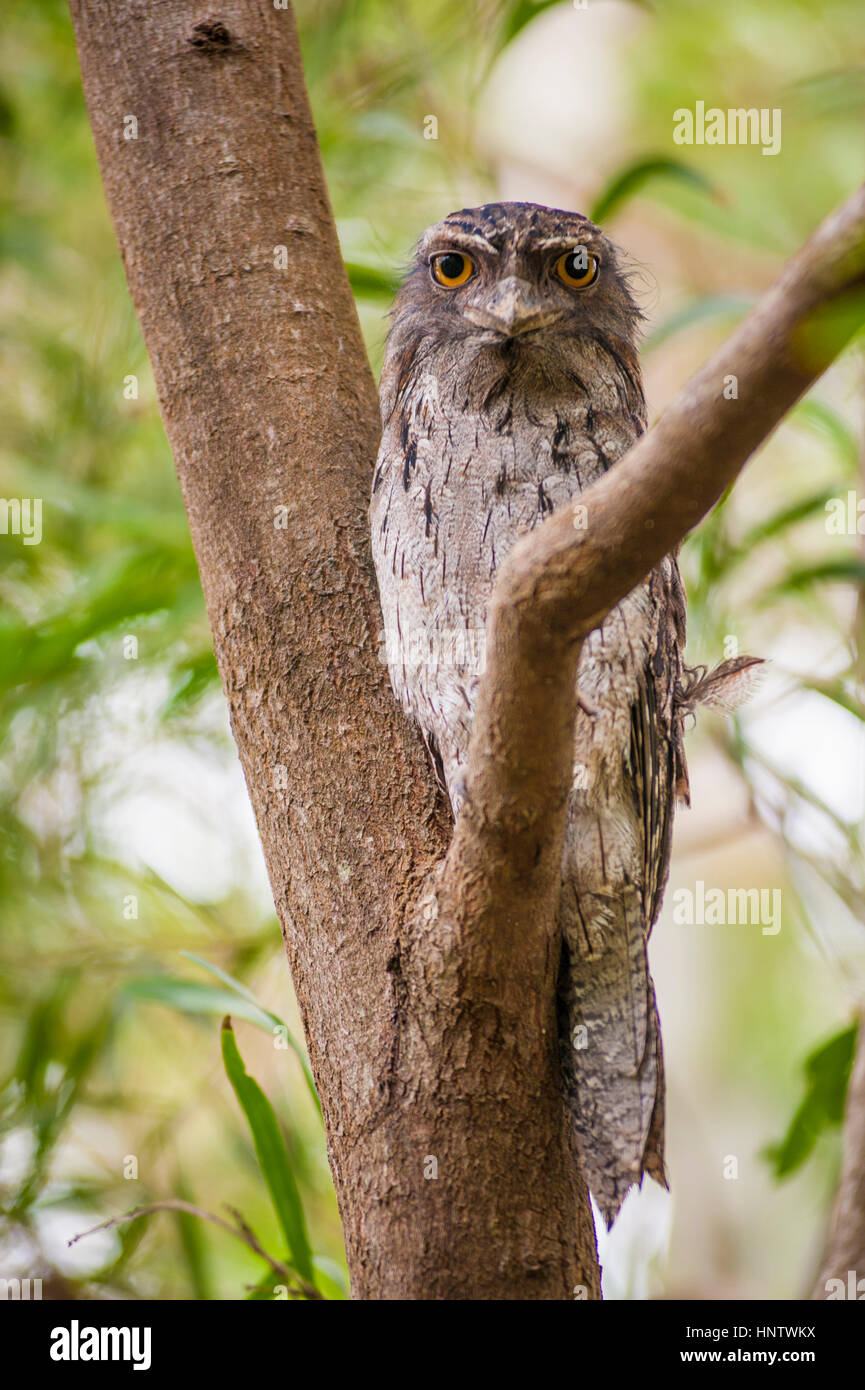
[220,1019,315,1293]
[1,0,863,1298]
[766,1023,858,1179]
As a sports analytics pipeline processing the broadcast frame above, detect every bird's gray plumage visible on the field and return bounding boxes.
[370,201,689,1225]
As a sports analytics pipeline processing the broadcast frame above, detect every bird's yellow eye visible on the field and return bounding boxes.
[431,251,474,288]
[555,249,599,289]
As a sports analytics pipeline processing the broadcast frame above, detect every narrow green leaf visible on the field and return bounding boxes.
[590,156,722,225]
[180,952,321,1115]
[643,293,753,354]
[758,558,865,605]
[793,398,860,472]
[122,976,277,1032]
[737,485,842,553]
[12,1002,115,1216]
[161,651,219,717]
[0,549,199,695]
[221,1018,315,1288]
[499,0,653,49]
[312,1255,350,1300]
[792,288,865,368]
[179,952,281,1024]
[14,981,69,1102]
[175,1170,213,1301]
[792,66,865,118]
[345,260,400,299]
[499,0,564,47]
[766,1024,857,1179]
[795,677,864,720]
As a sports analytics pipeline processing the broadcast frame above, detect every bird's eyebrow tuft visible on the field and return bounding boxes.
[419,227,500,257]
[530,234,599,254]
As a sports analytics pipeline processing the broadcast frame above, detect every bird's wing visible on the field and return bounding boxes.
[630,555,688,933]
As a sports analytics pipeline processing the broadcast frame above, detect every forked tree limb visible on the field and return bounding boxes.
[406,184,865,1297]
[451,185,865,909]
[68,0,865,1301]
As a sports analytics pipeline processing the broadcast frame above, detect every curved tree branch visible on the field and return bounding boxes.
[402,184,865,1297]
[69,0,865,1301]
[446,183,865,961]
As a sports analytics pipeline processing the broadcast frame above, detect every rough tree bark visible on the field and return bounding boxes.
[69,0,865,1299]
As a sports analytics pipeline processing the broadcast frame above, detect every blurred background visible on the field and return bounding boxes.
[1,0,863,1299]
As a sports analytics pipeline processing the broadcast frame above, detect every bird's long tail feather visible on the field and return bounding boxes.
[558,883,667,1228]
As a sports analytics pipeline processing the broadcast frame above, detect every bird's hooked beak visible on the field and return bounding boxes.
[462,276,560,338]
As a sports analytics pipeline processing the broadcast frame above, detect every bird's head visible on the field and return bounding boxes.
[393,201,642,351]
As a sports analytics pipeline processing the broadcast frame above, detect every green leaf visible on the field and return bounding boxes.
[0,548,200,696]
[499,0,563,47]
[766,1024,858,1179]
[792,66,865,119]
[122,976,278,1032]
[312,1254,350,1300]
[737,485,842,553]
[175,1169,213,1301]
[220,1018,315,1288]
[758,558,865,605]
[12,997,116,1216]
[643,294,753,354]
[180,952,321,1115]
[793,398,860,473]
[792,288,865,370]
[345,260,400,299]
[499,0,652,49]
[179,952,282,1024]
[795,677,864,720]
[161,651,219,717]
[590,156,722,226]
[13,977,72,1103]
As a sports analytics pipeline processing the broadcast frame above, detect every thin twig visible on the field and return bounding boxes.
[69,1198,324,1300]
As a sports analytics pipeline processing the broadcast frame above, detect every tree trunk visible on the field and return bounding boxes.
[69,0,865,1300]
[68,0,597,1298]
